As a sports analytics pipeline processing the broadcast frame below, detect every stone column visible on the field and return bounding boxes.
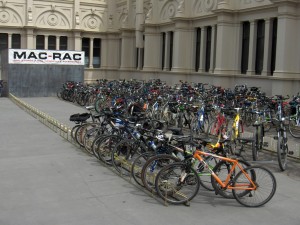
[163,32,170,71]
[8,33,12,48]
[209,25,216,73]
[199,26,206,73]
[56,36,60,50]
[273,4,297,78]
[44,35,48,50]
[73,31,81,51]
[172,19,194,73]
[120,29,135,70]
[214,10,236,74]
[89,38,94,68]
[143,25,161,71]
[262,18,271,76]
[247,20,256,75]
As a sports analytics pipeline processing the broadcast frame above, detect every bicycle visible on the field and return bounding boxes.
[154,146,277,207]
[288,93,300,138]
[272,95,292,171]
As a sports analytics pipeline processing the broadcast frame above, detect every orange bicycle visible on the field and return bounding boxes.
[154,146,277,207]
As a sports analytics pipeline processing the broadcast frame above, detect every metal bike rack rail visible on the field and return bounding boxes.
[8,93,170,206]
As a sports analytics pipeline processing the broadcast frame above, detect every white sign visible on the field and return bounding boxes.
[9,49,85,65]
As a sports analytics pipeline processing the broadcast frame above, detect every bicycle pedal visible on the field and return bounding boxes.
[288,151,294,155]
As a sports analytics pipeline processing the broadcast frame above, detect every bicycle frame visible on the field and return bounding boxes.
[192,150,257,190]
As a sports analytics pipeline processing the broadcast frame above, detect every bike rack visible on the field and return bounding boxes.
[8,93,171,206]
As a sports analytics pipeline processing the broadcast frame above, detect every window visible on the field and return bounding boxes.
[270,18,277,75]
[60,36,68,50]
[12,34,21,49]
[168,31,173,71]
[36,35,45,49]
[205,26,212,72]
[0,33,8,50]
[195,28,201,72]
[93,38,101,68]
[255,20,265,75]
[48,36,56,50]
[161,32,166,70]
[241,22,250,74]
[82,38,90,67]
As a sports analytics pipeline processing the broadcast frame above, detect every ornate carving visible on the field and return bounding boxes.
[145,3,152,22]
[204,0,215,11]
[51,4,56,12]
[36,11,70,29]
[108,14,113,26]
[167,3,176,17]
[122,8,128,25]
[75,12,80,25]
[47,13,59,26]
[82,14,103,30]
[0,10,9,23]
[87,16,98,29]
[177,0,185,13]
[0,0,7,8]
[28,7,33,23]
[193,0,217,15]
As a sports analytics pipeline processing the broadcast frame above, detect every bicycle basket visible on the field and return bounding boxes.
[69,113,90,122]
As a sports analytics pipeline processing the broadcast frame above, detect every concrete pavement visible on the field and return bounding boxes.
[1,96,300,225]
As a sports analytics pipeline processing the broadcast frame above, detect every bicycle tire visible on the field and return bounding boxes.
[94,135,124,165]
[252,125,263,161]
[141,154,181,193]
[83,125,102,155]
[277,131,288,171]
[131,152,155,187]
[91,135,108,159]
[288,115,300,138]
[111,139,143,176]
[155,162,200,205]
[211,159,251,199]
[233,166,277,207]
[75,122,98,149]
[71,124,81,142]
[196,156,218,191]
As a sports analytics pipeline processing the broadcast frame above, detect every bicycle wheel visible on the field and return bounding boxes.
[111,139,143,176]
[277,131,288,171]
[252,125,263,161]
[75,123,97,148]
[141,154,180,193]
[71,124,81,142]
[83,124,102,155]
[288,115,300,138]
[190,116,209,137]
[196,156,218,191]
[211,160,251,199]
[91,135,108,159]
[155,162,200,205]
[95,135,124,165]
[233,166,277,207]
[131,152,155,187]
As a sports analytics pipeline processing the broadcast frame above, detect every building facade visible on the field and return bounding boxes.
[0,0,299,95]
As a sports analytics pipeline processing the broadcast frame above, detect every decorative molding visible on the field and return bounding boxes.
[36,10,70,29]
[82,14,103,30]
[160,1,178,21]
[0,10,9,23]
